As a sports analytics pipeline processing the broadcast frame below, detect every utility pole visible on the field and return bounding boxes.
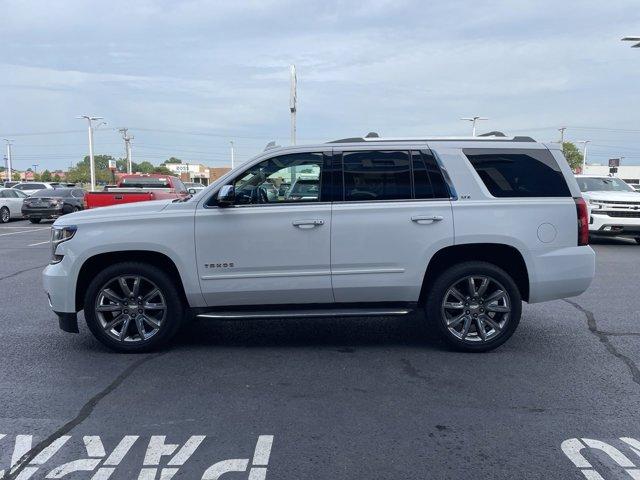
[558,126,567,144]
[3,139,13,181]
[461,116,488,136]
[118,128,134,174]
[230,141,235,169]
[577,140,590,172]
[32,164,39,174]
[78,115,105,191]
[290,64,297,145]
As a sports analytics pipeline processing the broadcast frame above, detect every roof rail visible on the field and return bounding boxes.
[328,135,535,143]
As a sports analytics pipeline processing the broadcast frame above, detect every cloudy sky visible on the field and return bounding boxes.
[1,0,639,171]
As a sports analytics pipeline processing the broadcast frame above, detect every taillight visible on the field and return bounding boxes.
[575,197,589,246]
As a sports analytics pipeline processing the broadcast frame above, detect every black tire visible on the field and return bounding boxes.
[84,262,185,352]
[29,218,41,224]
[425,261,522,352]
[0,207,9,223]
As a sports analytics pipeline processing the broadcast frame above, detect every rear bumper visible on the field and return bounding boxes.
[528,246,596,303]
[22,207,64,219]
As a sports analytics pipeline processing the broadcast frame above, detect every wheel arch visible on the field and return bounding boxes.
[75,250,188,311]
[419,243,530,303]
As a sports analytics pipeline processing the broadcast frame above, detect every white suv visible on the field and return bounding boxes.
[576,175,640,243]
[43,135,595,353]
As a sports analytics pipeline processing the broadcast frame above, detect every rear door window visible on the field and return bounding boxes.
[464,149,571,198]
[342,150,412,201]
[411,151,450,199]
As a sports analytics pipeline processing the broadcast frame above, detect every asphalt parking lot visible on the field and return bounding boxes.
[1,218,640,479]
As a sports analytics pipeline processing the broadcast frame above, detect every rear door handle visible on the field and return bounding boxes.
[293,219,325,229]
[411,215,444,224]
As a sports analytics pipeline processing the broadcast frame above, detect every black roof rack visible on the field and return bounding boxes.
[328,135,535,143]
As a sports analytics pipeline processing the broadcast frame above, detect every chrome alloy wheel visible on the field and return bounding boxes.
[1,208,9,223]
[95,275,167,343]
[441,275,511,343]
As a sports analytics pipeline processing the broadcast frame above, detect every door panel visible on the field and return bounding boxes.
[195,204,332,306]
[331,200,453,302]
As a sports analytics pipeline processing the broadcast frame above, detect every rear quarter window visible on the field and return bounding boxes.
[464,149,571,198]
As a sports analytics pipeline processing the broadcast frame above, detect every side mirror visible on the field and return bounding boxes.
[217,185,235,207]
[188,188,197,195]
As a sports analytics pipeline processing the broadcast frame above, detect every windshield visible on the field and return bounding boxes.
[121,178,171,188]
[577,177,635,193]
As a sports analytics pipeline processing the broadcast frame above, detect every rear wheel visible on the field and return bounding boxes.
[634,237,640,245]
[84,262,184,352]
[425,261,522,352]
[29,218,41,224]
[0,207,9,223]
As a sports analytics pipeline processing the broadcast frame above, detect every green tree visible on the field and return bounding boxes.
[165,157,182,164]
[137,161,155,173]
[53,173,61,182]
[12,172,20,181]
[562,142,584,172]
[153,166,172,175]
[41,170,52,182]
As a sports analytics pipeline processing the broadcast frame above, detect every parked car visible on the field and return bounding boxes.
[0,187,29,223]
[83,174,189,209]
[44,134,595,353]
[184,182,206,195]
[576,174,640,243]
[21,188,85,223]
[3,181,19,189]
[12,182,56,196]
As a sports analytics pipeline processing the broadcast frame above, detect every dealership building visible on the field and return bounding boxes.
[161,163,231,186]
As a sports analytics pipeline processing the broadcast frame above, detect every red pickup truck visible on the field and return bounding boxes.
[84,174,189,209]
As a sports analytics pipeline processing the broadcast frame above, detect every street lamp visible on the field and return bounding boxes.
[3,139,13,181]
[461,116,488,137]
[621,37,640,48]
[576,140,590,173]
[77,115,105,191]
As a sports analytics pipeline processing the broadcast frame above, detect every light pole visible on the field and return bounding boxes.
[32,164,39,174]
[230,141,235,169]
[558,126,567,144]
[118,128,134,174]
[3,139,13,181]
[461,116,488,137]
[290,64,297,145]
[78,115,105,191]
[577,140,590,172]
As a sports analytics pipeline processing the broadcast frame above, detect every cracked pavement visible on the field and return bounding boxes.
[1,220,639,479]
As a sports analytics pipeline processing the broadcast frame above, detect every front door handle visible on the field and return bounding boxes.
[293,219,325,229]
[411,215,444,225]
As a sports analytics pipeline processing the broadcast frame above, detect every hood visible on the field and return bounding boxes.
[54,199,175,226]
[582,191,640,202]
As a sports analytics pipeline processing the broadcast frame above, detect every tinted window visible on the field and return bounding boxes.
[464,149,571,198]
[72,189,85,198]
[31,189,59,198]
[16,183,46,190]
[230,152,325,205]
[343,150,411,201]
[577,177,634,193]
[121,178,171,188]
[411,151,450,199]
[0,190,12,198]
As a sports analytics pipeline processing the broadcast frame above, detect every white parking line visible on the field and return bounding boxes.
[0,226,50,230]
[0,229,50,237]
[28,240,50,246]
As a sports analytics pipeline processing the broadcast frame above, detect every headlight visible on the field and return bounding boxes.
[587,199,604,209]
[50,225,77,264]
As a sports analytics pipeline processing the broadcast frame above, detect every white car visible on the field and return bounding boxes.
[43,134,596,353]
[0,187,29,222]
[12,182,56,197]
[576,175,640,244]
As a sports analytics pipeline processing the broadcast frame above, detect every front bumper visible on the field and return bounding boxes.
[589,211,640,236]
[43,261,80,333]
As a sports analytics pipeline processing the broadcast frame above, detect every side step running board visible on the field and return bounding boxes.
[196,307,413,320]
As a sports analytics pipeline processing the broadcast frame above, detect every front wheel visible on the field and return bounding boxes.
[425,261,522,352]
[84,262,185,352]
